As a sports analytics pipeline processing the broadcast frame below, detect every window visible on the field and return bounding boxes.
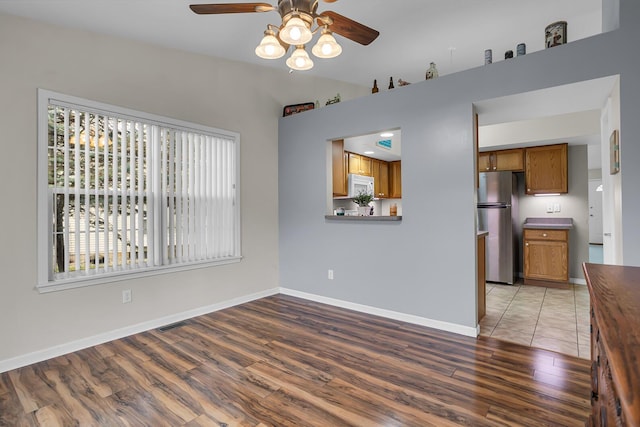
[37,90,241,292]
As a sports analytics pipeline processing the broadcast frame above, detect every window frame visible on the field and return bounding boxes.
[37,89,242,293]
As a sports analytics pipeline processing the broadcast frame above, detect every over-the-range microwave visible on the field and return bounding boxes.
[347,173,374,198]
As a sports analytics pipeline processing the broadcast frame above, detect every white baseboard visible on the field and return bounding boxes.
[280,288,479,338]
[0,287,279,373]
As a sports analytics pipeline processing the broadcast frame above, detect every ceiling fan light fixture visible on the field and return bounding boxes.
[255,28,285,59]
[311,28,342,58]
[286,45,314,71]
[279,15,313,45]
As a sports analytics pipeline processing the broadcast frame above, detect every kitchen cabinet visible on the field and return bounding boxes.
[525,143,568,194]
[332,140,348,197]
[478,148,524,172]
[371,159,389,198]
[523,228,569,286]
[583,264,640,427]
[477,233,486,322]
[348,152,372,176]
[389,161,402,198]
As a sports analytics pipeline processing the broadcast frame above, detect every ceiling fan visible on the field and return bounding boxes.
[189,0,380,71]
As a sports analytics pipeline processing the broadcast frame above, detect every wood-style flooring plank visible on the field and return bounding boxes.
[0,294,591,426]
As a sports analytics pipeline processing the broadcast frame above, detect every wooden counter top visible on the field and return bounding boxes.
[582,263,640,426]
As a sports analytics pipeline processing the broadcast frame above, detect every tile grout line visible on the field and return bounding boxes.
[529,287,547,346]
[489,284,521,341]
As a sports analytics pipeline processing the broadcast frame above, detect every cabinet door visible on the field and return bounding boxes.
[477,235,486,322]
[524,239,568,282]
[478,152,493,172]
[359,156,372,176]
[348,153,372,176]
[332,140,347,196]
[525,143,568,194]
[372,159,389,198]
[389,161,402,198]
[495,148,524,171]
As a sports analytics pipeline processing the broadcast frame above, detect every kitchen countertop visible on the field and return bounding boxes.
[523,217,573,229]
[325,215,402,221]
[477,230,488,237]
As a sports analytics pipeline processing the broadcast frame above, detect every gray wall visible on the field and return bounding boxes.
[0,13,367,369]
[279,0,640,332]
[516,145,590,280]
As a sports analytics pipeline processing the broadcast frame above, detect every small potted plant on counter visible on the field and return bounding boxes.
[352,190,374,216]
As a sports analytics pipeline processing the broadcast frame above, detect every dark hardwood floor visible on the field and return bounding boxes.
[0,294,591,426]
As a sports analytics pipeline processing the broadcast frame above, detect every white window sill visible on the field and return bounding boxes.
[36,257,242,293]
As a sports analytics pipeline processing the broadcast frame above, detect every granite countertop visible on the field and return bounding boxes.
[523,217,573,229]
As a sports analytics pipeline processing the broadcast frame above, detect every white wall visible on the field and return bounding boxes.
[600,80,623,264]
[0,13,367,370]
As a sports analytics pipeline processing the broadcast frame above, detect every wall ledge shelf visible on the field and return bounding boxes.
[325,215,402,221]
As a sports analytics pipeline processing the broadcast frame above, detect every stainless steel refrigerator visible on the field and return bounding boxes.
[477,171,518,284]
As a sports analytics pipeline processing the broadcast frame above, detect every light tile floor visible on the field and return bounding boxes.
[480,282,591,359]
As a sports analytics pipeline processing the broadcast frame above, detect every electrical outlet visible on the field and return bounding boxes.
[546,203,553,213]
[328,269,334,280]
[554,203,561,212]
[122,289,132,304]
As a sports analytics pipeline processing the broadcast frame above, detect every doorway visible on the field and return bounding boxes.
[588,178,604,263]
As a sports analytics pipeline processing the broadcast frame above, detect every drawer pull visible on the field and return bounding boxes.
[542,233,548,237]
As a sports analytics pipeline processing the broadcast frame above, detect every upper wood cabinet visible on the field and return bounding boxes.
[332,140,347,197]
[389,161,402,198]
[371,159,389,198]
[525,143,568,194]
[348,152,372,176]
[478,148,524,172]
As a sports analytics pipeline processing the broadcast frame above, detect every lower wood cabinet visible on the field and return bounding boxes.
[523,228,569,286]
[477,234,486,322]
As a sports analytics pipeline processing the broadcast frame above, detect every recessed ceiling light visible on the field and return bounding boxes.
[364,151,375,154]
[380,132,393,137]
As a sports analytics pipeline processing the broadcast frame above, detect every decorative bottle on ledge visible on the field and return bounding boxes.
[388,77,394,89]
[426,62,439,79]
[372,79,379,93]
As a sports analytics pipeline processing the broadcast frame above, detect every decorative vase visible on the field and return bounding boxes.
[545,21,567,48]
[484,49,492,65]
[426,62,438,79]
[358,206,370,216]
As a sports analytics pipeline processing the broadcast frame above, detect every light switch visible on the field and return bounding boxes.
[554,203,561,212]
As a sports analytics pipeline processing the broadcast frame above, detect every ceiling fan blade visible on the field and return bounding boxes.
[189,3,275,14]
[319,11,379,45]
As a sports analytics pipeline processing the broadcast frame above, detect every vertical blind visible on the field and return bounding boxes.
[39,91,240,289]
